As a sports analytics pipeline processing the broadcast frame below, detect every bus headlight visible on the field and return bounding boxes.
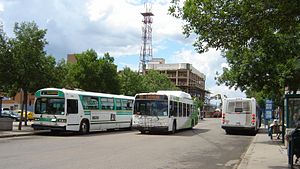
[57,119,67,123]
[161,122,168,126]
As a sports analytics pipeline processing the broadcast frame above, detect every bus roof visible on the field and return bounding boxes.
[135,90,192,99]
[223,97,255,102]
[157,90,192,99]
[36,88,134,100]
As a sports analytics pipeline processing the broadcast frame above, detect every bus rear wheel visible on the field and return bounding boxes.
[80,120,89,134]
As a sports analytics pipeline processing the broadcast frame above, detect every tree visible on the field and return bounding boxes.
[193,97,204,110]
[119,67,143,96]
[169,0,300,101]
[0,24,14,91]
[7,21,50,128]
[142,70,178,92]
[65,50,120,94]
[99,53,120,94]
[51,58,69,88]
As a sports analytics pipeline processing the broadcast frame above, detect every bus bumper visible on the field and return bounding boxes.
[31,124,66,131]
[221,125,256,131]
[133,126,169,132]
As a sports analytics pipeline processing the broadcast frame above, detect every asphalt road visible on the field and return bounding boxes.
[0,118,254,169]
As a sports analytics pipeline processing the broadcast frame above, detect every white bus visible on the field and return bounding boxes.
[221,97,261,134]
[132,91,198,134]
[32,88,134,134]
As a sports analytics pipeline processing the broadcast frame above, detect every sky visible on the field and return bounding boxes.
[0,0,246,99]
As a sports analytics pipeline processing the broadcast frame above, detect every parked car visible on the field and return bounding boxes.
[15,110,35,121]
[0,110,20,121]
[212,110,222,118]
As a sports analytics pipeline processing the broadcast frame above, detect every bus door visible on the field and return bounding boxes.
[66,99,80,128]
[225,101,248,127]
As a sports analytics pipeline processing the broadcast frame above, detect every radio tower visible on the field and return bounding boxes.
[139,4,154,75]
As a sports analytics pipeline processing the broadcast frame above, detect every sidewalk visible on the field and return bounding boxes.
[237,128,289,169]
[0,121,40,138]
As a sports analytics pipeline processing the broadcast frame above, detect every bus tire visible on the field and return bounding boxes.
[127,120,133,130]
[79,120,89,134]
[171,121,176,134]
[225,130,231,135]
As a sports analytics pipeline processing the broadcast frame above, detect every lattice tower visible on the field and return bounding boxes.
[139,4,154,75]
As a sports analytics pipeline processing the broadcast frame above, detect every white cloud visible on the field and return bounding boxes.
[0,0,246,98]
[171,48,222,78]
[0,2,4,12]
[86,0,113,21]
[209,84,246,98]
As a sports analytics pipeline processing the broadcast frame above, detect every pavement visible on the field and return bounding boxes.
[0,121,45,138]
[0,122,293,168]
[237,128,291,169]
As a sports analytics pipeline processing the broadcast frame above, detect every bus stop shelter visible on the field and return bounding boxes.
[284,94,300,166]
[284,94,300,142]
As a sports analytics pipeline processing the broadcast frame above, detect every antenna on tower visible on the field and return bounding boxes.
[139,3,154,75]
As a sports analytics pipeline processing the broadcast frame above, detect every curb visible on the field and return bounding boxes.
[0,131,46,138]
[236,135,257,169]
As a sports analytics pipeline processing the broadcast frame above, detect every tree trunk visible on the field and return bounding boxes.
[18,88,24,130]
[24,90,28,126]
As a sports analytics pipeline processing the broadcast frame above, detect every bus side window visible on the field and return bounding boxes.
[115,99,122,110]
[179,102,183,117]
[187,104,190,116]
[169,101,174,117]
[174,101,178,117]
[101,98,114,110]
[183,103,187,117]
[67,99,78,114]
[127,100,133,110]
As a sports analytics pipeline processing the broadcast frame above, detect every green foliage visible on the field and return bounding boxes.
[65,50,120,94]
[193,97,204,110]
[118,67,143,96]
[53,59,69,88]
[142,70,178,92]
[0,25,13,91]
[99,52,120,94]
[3,21,51,94]
[170,0,300,99]
[118,68,178,96]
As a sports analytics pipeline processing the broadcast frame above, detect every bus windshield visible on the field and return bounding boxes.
[134,100,168,116]
[35,98,65,115]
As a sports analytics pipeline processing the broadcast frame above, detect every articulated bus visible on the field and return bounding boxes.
[32,88,134,134]
[221,97,261,134]
[132,91,198,134]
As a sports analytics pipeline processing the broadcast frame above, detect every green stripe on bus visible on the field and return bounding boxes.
[116,112,132,115]
[35,90,64,97]
[39,118,52,122]
[84,111,91,115]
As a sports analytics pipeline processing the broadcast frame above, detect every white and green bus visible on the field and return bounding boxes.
[32,88,134,134]
[132,91,198,134]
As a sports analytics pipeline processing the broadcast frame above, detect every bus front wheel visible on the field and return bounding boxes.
[80,120,89,134]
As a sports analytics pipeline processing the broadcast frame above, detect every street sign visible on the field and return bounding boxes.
[265,99,273,120]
